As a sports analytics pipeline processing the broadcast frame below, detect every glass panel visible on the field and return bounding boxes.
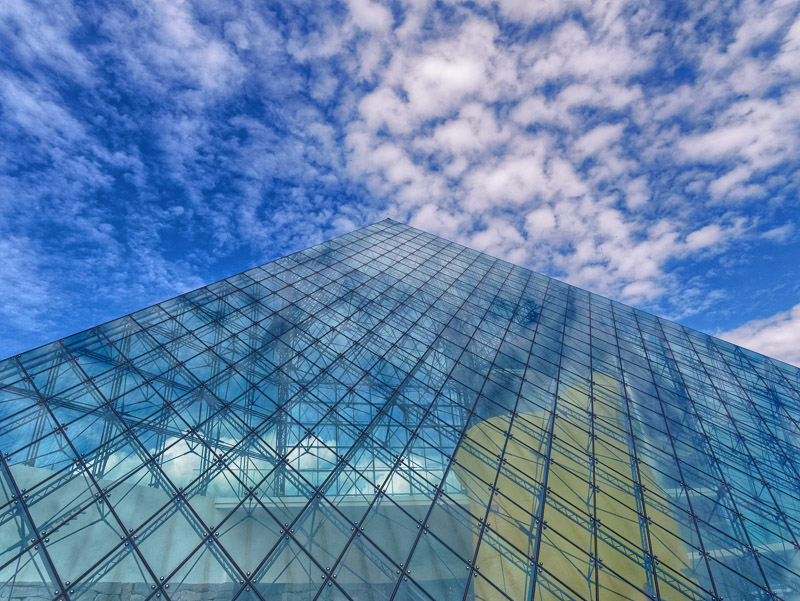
[67,545,157,601]
[163,541,242,601]
[135,502,205,579]
[253,539,325,599]
[43,487,126,582]
[0,547,60,600]
[0,220,797,600]
[214,493,282,573]
[334,535,398,601]
[405,528,470,600]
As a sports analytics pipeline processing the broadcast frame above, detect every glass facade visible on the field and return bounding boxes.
[1,219,800,601]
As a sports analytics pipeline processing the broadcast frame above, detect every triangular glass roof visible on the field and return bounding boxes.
[1,219,799,601]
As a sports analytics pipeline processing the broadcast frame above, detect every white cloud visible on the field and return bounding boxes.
[720,304,800,367]
[727,0,797,58]
[0,237,54,333]
[426,103,507,156]
[347,0,393,32]
[358,87,414,135]
[0,0,93,82]
[407,203,468,241]
[524,206,556,240]
[762,223,794,242]
[101,0,244,96]
[624,176,649,209]
[668,2,800,207]
[574,124,625,157]
[405,53,487,115]
[0,77,87,143]
[471,0,590,24]
[708,165,756,200]
[526,18,644,82]
[776,15,800,75]
[511,96,573,128]
[685,224,723,250]
[377,17,508,124]
[470,218,527,264]
[463,148,550,210]
[679,95,800,170]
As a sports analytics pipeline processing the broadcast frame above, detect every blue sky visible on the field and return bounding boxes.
[1,0,799,365]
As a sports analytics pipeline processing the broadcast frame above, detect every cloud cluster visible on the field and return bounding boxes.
[720,304,800,367]
[339,0,793,310]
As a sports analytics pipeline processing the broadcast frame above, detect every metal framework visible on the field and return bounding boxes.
[0,219,799,601]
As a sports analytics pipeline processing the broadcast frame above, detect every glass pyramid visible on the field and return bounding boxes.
[1,219,800,601]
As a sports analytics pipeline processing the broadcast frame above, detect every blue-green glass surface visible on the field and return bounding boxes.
[1,219,799,601]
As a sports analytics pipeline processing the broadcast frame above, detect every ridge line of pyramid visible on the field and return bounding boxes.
[2,218,798,371]
[0,219,393,362]
[392,223,800,370]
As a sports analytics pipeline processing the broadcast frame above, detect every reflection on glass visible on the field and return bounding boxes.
[0,219,798,600]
